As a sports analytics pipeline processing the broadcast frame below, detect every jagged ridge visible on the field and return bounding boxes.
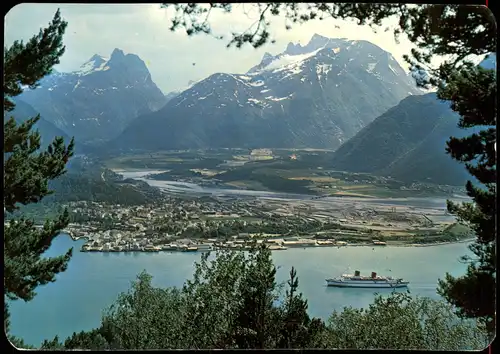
[19,48,167,143]
[111,34,422,151]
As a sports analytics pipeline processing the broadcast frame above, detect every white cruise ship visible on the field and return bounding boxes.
[326,270,409,288]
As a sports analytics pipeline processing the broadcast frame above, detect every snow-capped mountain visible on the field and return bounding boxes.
[112,34,422,151]
[72,54,111,76]
[19,48,166,143]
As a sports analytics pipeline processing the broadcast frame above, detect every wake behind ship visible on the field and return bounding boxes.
[326,270,409,288]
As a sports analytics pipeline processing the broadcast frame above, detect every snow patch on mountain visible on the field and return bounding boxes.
[73,80,81,91]
[266,94,292,101]
[255,46,325,74]
[198,92,213,100]
[367,63,377,73]
[75,55,110,76]
[229,74,255,87]
[112,34,425,152]
[248,80,265,87]
[316,63,332,80]
[388,64,399,76]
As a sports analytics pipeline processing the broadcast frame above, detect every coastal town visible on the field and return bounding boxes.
[62,194,472,253]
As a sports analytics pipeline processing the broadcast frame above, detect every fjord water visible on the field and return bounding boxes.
[9,235,471,346]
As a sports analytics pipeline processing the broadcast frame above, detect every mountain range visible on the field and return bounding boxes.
[328,93,472,185]
[10,35,493,186]
[109,34,422,151]
[327,54,495,186]
[4,99,69,148]
[18,48,166,143]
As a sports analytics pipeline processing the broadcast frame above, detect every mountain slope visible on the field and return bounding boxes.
[111,34,422,151]
[383,55,496,185]
[329,93,471,185]
[19,49,166,143]
[379,117,470,185]
[4,99,70,147]
[164,91,179,104]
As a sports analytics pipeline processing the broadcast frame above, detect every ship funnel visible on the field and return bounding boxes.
[354,270,360,276]
[371,272,377,278]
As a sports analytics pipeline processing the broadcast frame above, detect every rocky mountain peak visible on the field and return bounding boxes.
[306,33,331,50]
[77,54,109,75]
[262,52,274,61]
[105,49,149,74]
[18,48,166,143]
[110,48,126,59]
[255,51,277,70]
[88,54,107,65]
[281,34,329,56]
[285,42,302,55]
[114,37,422,152]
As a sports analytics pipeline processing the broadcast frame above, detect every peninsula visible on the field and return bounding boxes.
[61,194,473,254]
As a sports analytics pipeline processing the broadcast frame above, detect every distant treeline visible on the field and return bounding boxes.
[39,162,164,206]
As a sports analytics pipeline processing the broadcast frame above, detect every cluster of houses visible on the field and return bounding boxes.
[78,232,360,254]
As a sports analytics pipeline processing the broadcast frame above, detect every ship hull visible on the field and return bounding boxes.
[326,279,409,288]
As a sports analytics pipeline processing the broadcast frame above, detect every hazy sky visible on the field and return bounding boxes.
[5,3,421,94]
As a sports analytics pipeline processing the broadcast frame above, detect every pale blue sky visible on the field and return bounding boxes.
[5,3,430,94]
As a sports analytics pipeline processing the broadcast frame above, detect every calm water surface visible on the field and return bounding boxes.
[9,235,471,346]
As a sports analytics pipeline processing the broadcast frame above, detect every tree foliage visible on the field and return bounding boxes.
[38,245,489,350]
[161,2,496,334]
[3,9,67,112]
[324,291,489,350]
[437,61,496,333]
[3,8,74,342]
[162,4,495,84]
[5,4,495,350]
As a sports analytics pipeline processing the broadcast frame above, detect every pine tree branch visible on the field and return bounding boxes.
[3,9,67,110]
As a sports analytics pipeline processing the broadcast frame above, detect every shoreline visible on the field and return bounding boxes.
[398,238,475,247]
[64,232,474,254]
